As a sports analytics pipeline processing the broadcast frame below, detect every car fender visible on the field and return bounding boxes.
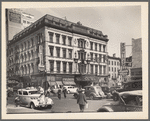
[97,107,114,112]
[45,97,54,105]
[30,100,39,107]
[89,92,96,97]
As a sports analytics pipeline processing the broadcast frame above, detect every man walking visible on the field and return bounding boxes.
[62,87,67,98]
[77,89,87,112]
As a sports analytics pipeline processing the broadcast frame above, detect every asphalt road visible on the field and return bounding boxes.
[7,93,115,114]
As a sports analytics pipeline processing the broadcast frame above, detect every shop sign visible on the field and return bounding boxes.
[62,78,74,81]
[118,69,129,75]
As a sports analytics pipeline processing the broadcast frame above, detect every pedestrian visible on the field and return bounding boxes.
[77,89,87,112]
[57,88,61,100]
[45,87,51,97]
[62,87,67,98]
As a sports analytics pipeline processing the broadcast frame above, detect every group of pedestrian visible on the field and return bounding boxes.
[57,87,67,100]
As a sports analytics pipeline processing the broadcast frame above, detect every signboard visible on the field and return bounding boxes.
[118,69,129,75]
[9,11,21,23]
[62,78,74,81]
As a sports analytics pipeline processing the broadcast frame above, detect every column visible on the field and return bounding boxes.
[102,65,104,75]
[66,62,69,73]
[54,47,56,57]
[60,48,62,58]
[93,64,95,74]
[98,65,99,75]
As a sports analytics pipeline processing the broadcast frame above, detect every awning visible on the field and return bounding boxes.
[48,81,56,86]
[63,81,76,85]
[56,81,63,85]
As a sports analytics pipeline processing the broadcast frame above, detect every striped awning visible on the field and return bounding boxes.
[56,81,63,85]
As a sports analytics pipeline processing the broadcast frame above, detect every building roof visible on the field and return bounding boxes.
[8,14,109,45]
[108,55,121,61]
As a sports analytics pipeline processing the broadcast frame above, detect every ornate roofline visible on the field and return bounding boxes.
[8,14,109,46]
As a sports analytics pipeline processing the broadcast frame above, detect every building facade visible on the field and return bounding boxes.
[107,54,121,87]
[7,14,109,89]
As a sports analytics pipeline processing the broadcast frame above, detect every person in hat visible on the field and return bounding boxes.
[62,87,67,98]
[77,89,87,112]
[57,88,61,100]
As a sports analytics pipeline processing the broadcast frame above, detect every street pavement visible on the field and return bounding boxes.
[7,93,115,114]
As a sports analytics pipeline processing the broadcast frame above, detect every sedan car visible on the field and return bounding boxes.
[15,87,54,109]
[63,86,78,94]
[97,90,142,112]
[74,86,106,100]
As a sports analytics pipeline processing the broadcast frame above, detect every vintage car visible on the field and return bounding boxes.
[74,86,106,100]
[15,87,54,109]
[97,90,142,112]
[63,86,78,94]
[112,80,142,101]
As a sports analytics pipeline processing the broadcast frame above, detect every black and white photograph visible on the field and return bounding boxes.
[2,2,148,120]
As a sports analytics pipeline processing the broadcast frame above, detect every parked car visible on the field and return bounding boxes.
[112,80,142,101]
[63,86,78,94]
[74,86,106,100]
[97,90,142,112]
[15,87,54,109]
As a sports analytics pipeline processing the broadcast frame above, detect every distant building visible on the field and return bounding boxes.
[7,14,109,89]
[6,8,34,43]
[131,38,142,81]
[107,54,121,87]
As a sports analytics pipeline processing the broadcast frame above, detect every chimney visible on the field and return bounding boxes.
[113,53,116,57]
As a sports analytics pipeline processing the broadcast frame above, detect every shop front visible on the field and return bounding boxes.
[75,74,99,88]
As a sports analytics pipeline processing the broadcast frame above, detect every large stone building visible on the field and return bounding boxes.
[7,14,109,89]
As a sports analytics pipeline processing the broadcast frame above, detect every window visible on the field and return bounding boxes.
[50,61,54,72]
[103,55,106,63]
[56,34,60,44]
[115,61,116,65]
[31,50,34,59]
[103,45,106,52]
[49,32,53,42]
[56,61,60,73]
[91,53,93,61]
[112,61,113,65]
[69,63,72,73]
[56,47,60,57]
[95,43,97,51]
[68,37,72,46]
[63,62,67,73]
[27,21,30,24]
[112,67,113,71]
[90,42,93,50]
[99,44,101,52]
[95,54,97,62]
[115,67,116,72]
[117,62,120,66]
[49,46,54,56]
[24,42,26,50]
[62,35,66,45]
[31,38,34,47]
[28,41,30,48]
[109,67,110,71]
[78,52,80,60]
[109,61,110,65]
[99,65,102,74]
[23,20,26,23]
[68,49,72,59]
[103,66,106,74]
[91,64,93,74]
[99,54,101,62]
[95,65,98,75]
[63,49,66,58]
[23,91,28,95]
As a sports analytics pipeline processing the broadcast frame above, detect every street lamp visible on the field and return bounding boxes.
[74,52,78,73]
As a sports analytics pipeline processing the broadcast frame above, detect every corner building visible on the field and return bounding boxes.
[7,14,109,89]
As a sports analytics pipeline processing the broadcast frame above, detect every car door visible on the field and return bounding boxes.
[21,91,29,105]
[18,90,23,104]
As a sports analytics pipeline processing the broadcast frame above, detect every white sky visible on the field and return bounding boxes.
[20,5,141,58]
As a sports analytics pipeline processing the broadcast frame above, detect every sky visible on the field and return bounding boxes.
[20,5,141,58]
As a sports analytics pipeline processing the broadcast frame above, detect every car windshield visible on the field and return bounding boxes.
[96,86,102,91]
[28,91,39,95]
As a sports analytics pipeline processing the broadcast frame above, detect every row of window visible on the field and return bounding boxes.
[23,20,33,25]
[90,42,106,52]
[8,50,35,66]
[108,60,120,66]
[109,67,119,72]
[49,32,72,46]
[90,53,106,63]
[49,46,72,59]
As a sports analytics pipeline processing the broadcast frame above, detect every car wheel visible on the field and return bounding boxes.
[89,95,94,100]
[47,105,52,109]
[113,94,118,101]
[30,103,35,109]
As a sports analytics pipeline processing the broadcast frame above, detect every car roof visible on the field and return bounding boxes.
[18,88,37,91]
[119,90,142,96]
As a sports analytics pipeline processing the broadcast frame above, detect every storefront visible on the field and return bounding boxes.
[75,74,99,87]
